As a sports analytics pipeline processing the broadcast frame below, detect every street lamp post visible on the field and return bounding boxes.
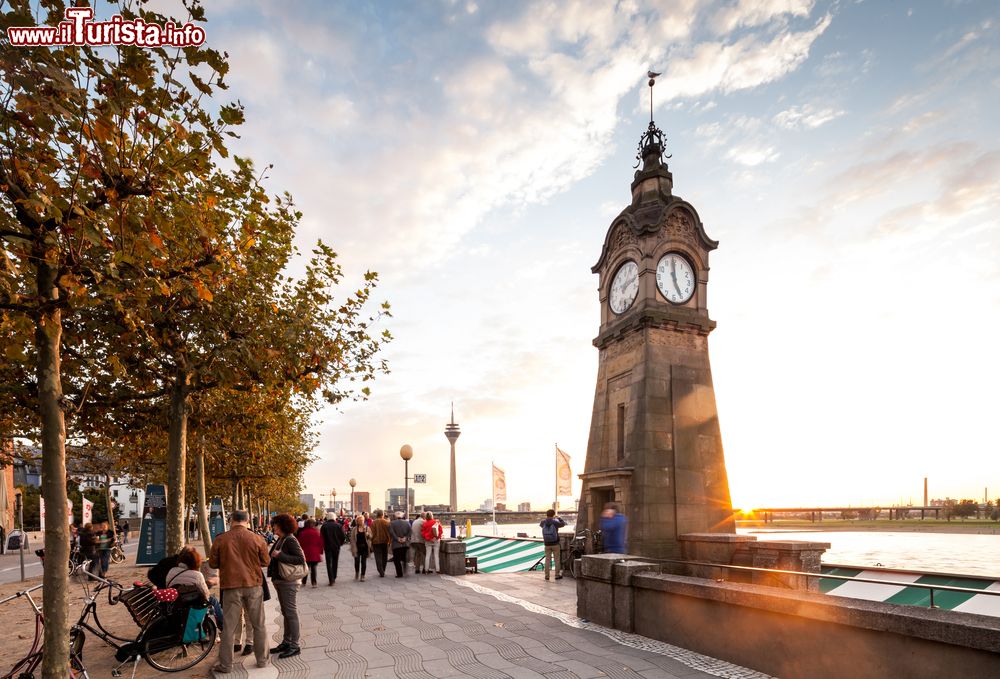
[400,445,413,518]
[331,488,337,515]
[349,478,356,514]
[15,491,24,582]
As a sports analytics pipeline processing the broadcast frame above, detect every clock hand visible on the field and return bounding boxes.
[670,260,682,296]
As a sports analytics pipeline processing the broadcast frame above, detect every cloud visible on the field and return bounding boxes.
[726,143,779,166]
[773,103,845,129]
[875,150,1000,237]
[709,0,815,34]
[211,2,834,283]
[659,14,832,100]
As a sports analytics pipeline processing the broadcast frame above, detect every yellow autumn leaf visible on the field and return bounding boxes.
[193,280,214,302]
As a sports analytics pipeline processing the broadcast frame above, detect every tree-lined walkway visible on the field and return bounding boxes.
[217,552,768,679]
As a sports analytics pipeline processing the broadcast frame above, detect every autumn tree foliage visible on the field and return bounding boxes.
[0,2,388,675]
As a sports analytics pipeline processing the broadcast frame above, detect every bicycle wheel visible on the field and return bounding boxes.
[141,615,216,672]
[111,546,125,565]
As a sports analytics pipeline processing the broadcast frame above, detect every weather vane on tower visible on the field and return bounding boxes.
[635,70,671,168]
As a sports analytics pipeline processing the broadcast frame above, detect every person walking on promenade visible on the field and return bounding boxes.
[540,509,567,581]
[297,519,323,588]
[267,513,306,659]
[209,510,271,674]
[370,510,391,578]
[96,522,113,578]
[349,515,372,581]
[410,512,426,574]
[389,511,411,578]
[600,502,628,554]
[79,523,98,576]
[422,512,442,574]
[320,513,345,585]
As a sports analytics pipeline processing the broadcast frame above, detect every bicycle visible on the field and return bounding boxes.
[0,584,88,679]
[110,538,126,566]
[33,545,90,577]
[560,528,604,577]
[70,571,217,676]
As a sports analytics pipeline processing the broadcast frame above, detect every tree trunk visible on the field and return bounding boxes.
[36,261,70,679]
[165,370,191,556]
[196,443,211,554]
[246,488,253,528]
[230,474,238,514]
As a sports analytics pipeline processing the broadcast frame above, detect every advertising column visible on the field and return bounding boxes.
[136,484,167,565]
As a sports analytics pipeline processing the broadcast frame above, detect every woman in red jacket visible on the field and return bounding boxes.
[297,519,324,587]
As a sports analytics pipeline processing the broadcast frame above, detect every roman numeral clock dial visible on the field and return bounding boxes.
[656,252,695,304]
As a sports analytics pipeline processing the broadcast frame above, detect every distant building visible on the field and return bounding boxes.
[495,503,507,511]
[11,445,147,517]
[1,440,15,534]
[479,498,493,512]
[385,488,415,512]
[517,502,531,512]
[299,494,315,515]
[353,492,371,515]
[416,504,451,514]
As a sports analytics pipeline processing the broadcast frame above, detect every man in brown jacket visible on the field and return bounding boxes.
[209,510,270,673]
[370,509,392,577]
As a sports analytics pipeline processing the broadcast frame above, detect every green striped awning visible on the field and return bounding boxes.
[464,536,546,573]
[821,566,1000,617]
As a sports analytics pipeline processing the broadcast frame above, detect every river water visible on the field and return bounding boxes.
[470,521,1000,578]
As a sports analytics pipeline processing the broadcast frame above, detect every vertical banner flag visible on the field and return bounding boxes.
[82,498,93,525]
[492,464,507,502]
[209,497,226,541]
[136,484,167,566]
[39,498,74,530]
[556,447,572,497]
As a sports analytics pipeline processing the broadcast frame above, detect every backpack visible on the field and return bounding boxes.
[421,520,439,542]
[541,520,559,544]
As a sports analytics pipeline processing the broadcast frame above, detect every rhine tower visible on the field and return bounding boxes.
[445,403,461,512]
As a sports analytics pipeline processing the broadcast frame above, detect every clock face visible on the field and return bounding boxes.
[656,252,696,304]
[609,261,639,314]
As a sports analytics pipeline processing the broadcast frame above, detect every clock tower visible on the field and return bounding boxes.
[577,83,734,558]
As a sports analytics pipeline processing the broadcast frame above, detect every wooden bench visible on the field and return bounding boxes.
[465,557,478,574]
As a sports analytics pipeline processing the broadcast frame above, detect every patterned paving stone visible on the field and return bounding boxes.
[226,549,771,679]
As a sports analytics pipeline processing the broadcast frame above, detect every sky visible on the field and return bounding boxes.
[169,0,999,511]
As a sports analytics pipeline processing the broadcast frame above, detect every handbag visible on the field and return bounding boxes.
[277,559,308,582]
[182,605,209,644]
[275,537,308,581]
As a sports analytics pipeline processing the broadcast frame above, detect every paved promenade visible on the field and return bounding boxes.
[215,550,769,679]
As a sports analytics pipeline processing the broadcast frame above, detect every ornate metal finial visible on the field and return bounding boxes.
[634,70,671,168]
